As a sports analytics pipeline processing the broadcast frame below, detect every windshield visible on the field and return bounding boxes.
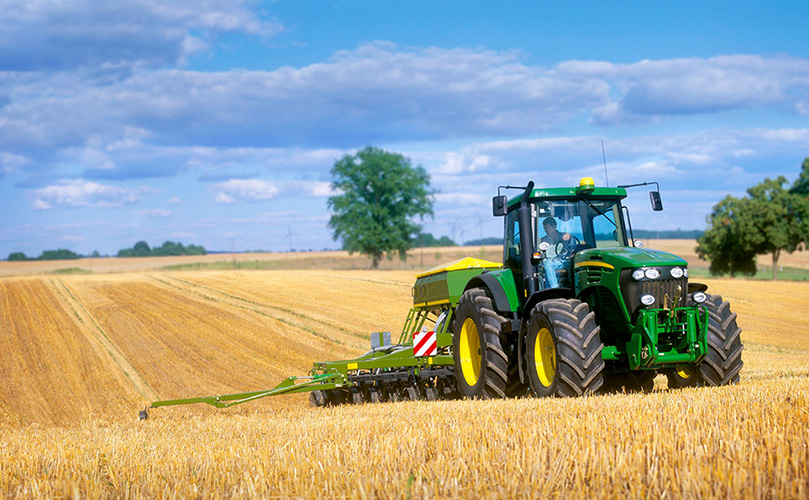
[501,196,627,290]
[533,198,627,252]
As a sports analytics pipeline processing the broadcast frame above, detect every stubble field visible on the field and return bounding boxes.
[1,256,809,498]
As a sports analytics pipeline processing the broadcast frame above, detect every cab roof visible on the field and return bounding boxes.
[507,185,627,208]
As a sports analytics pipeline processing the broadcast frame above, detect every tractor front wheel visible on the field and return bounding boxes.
[452,288,509,398]
[666,293,743,389]
[524,299,605,397]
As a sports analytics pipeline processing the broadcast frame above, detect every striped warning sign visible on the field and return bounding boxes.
[413,327,438,357]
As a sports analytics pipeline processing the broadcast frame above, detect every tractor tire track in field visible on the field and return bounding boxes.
[147,275,369,348]
[49,279,158,401]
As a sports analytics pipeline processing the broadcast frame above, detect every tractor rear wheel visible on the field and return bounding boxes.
[699,294,744,386]
[524,299,604,397]
[452,288,509,398]
[666,293,744,389]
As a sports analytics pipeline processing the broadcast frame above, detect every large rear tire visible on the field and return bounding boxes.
[666,293,743,388]
[452,288,509,398]
[524,299,604,397]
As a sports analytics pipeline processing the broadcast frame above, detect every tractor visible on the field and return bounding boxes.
[140,177,743,417]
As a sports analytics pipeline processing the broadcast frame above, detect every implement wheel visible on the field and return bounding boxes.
[309,390,327,407]
[452,288,509,398]
[666,293,743,388]
[524,299,604,397]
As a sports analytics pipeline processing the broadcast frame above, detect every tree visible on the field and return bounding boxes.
[38,249,80,260]
[8,252,28,261]
[696,195,758,277]
[328,146,435,268]
[133,241,151,257]
[697,173,809,279]
[789,157,809,196]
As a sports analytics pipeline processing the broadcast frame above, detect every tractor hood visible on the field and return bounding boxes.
[578,247,688,270]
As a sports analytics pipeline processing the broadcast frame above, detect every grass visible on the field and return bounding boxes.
[688,266,809,281]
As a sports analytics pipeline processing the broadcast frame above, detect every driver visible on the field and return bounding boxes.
[541,217,574,288]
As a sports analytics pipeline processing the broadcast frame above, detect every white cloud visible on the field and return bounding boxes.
[0,1,283,72]
[576,55,809,124]
[3,46,808,168]
[28,180,145,210]
[213,179,280,203]
[436,192,488,205]
[307,181,337,197]
[0,152,31,176]
[139,209,172,218]
[168,197,181,204]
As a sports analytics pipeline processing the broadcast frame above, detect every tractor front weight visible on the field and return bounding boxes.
[602,306,708,371]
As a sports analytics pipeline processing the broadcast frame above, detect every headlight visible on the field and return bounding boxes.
[684,268,689,278]
[640,295,656,306]
[692,292,707,304]
[670,267,684,279]
[632,269,646,280]
[644,268,661,279]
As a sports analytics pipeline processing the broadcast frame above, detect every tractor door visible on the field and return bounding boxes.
[503,208,525,297]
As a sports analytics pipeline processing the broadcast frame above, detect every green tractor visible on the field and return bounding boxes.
[141,177,742,417]
[451,176,742,398]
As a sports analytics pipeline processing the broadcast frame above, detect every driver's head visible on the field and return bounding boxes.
[542,217,557,234]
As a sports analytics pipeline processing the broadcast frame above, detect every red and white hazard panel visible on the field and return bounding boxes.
[413,327,438,357]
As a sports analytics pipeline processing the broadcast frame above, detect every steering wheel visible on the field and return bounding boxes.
[554,235,580,259]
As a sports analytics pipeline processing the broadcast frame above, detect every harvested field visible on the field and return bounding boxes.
[1,268,809,498]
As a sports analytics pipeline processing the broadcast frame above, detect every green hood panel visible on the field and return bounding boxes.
[578,247,688,269]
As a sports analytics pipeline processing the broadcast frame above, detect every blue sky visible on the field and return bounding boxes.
[2,1,808,256]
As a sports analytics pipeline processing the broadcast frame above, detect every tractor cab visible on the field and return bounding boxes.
[496,177,632,296]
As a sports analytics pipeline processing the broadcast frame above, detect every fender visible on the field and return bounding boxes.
[464,273,513,314]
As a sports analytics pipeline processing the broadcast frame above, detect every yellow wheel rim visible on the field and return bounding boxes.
[459,318,482,386]
[534,327,556,387]
[676,365,697,379]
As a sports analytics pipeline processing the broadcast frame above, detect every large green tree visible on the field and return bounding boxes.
[697,162,809,279]
[789,157,809,196]
[328,146,435,268]
[696,195,758,277]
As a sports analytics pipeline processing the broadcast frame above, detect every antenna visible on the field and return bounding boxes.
[601,139,610,187]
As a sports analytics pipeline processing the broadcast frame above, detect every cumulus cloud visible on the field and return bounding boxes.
[212,178,338,203]
[0,152,31,176]
[28,180,145,209]
[0,43,610,155]
[0,0,283,72]
[3,43,809,174]
[213,179,280,203]
[579,55,809,124]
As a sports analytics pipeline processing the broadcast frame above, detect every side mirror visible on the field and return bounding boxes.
[492,195,508,216]
[650,191,663,211]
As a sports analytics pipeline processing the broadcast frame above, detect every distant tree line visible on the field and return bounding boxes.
[633,229,705,240]
[117,240,207,258]
[7,249,81,261]
[415,232,457,247]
